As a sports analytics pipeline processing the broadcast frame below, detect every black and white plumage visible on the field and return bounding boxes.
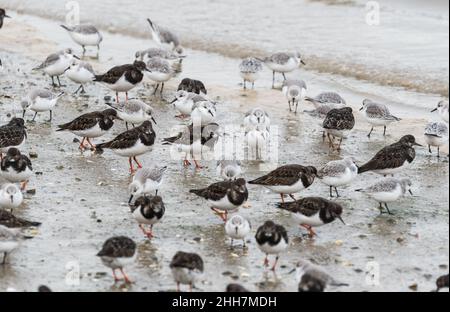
[360,99,401,138]
[0,225,23,265]
[294,259,348,292]
[282,79,307,113]
[225,214,251,248]
[0,209,41,228]
[97,236,137,283]
[260,52,306,88]
[358,135,422,176]
[0,8,11,29]
[105,98,156,129]
[356,178,412,215]
[189,178,249,222]
[317,157,358,197]
[322,107,355,151]
[431,100,449,123]
[33,49,77,87]
[216,159,242,180]
[277,197,345,237]
[60,24,103,57]
[96,120,156,173]
[239,57,263,89]
[0,118,27,155]
[436,274,449,292]
[0,183,23,212]
[170,251,204,292]
[128,165,167,202]
[255,221,289,271]
[65,61,96,94]
[130,195,165,239]
[305,92,346,107]
[424,121,448,158]
[21,89,64,122]
[146,57,174,95]
[0,148,33,190]
[147,18,183,55]
[177,78,207,95]
[249,165,317,203]
[244,107,271,132]
[57,109,120,151]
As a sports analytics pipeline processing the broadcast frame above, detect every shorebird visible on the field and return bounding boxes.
[33,49,78,87]
[21,89,64,122]
[0,225,24,265]
[0,8,11,29]
[282,79,307,113]
[60,24,103,57]
[170,251,204,292]
[431,100,449,123]
[255,220,289,271]
[239,57,263,89]
[225,214,251,248]
[226,284,250,292]
[145,57,174,96]
[0,148,33,190]
[105,98,156,130]
[317,157,358,197]
[147,18,183,55]
[259,52,306,88]
[177,78,207,95]
[128,165,167,202]
[130,195,165,239]
[435,274,449,292]
[322,107,355,151]
[65,61,96,94]
[216,160,242,180]
[0,118,27,159]
[0,183,23,212]
[424,121,449,158]
[170,90,208,119]
[135,48,184,65]
[305,92,346,107]
[246,126,269,160]
[0,209,41,228]
[360,99,401,138]
[243,108,271,132]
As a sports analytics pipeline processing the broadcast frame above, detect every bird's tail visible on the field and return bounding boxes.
[189,189,205,197]
[357,164,370,174]
[93,75,104,82]
[275,202,295,212]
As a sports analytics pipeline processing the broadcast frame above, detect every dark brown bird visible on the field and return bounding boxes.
[322,107,355,150]
[177,78,207,94]
[0,209,41,228]
[0,9,11,29]
[436,274,449,292]
[255,221,289,271]
[0,118,27,160]
[170,251,204,292]
[226,284,250,292]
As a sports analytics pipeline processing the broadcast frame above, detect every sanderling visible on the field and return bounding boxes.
[431,100,449,123]
[0,8,10,29]
[0,225,23,265]
[356,178,412,215]
[259,52,306,88]
[177,78,207,95]
[135,48,184,67]
[239,57,263,90]
[57,109,120,151]
[145,57,174,96]
[317,157,358,197]
[323,107,355,151]
[358,135,422,176]
[0,184,23,212]
[305,92,346,107]
[0,148,33,190]
[282,79,307,113]
[244,107,271,132]
[60,24,103,57]
[65,61,96,94]
[170,251,204,292]
[277,197,345,237]
[33,49,78,87]
[97,236,137,283]
[0,118,27,157]
[128,166,167,203]
[147,18,183,54]
[216,159,242,180]
[21,89,64,122]
[189,178,249,222]
[105,98,156,129]
[94,61,149,103]
[436,274,449,292]
[162,122,220,169]
[0,209,41,228]
[246,126,269,160]
[360,99,401,138]
[424,121,449,158]
[225,214,251,248]
[130,195,165,239]
[226,284,250,292]
[170,90,208,119]
[191,100,217,125]
[249,165,317,203]
[292,259,348,292]
[96,120,156,174]
[255,220,288,271]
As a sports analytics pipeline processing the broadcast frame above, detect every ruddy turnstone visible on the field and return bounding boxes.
[57,109,121,151]
[249,165,317,203]
[94,60,149,103]
[424,121,449,158]
[147,18,183,55]
[135,48,184,64]
[96,121,156,173]
[37,285,52,292]
[259,52,306,88]
[170,251,204,292]
[145,57,174,96]
[60,24,103,57]
[360,99,401,138]
[436,274,449,292]
[226,284,250,292]
[246,126,269,160]
[128,165,167,203]
[0,209,41,228]
[255,220,289,271]
[105,98,156,130]
[358,135,421,176]
[21,89,64,122]
[225,214,251,248]
[65,61,96,94]
[189,178,248,222]
[317,157,358,197]
[129,195,165,239]
[277,197,345,237]
[305,92,346,107]
[0,184,23,212]
[323,107,355,151]
[0,225,23,265]
[0,8,11,29]
[33,49,78,87]
[177,78,207,95]
[244,108,271,132]
[216,159,242,180]
[170,90,208,119]
[239,57,263,90]
[97,236,137,283]
[0,148,33,190]
[0,118,27,158]
[431,100,449,123]
[356,178,412,215]
[282,79,307,113]
[292,259,348,292]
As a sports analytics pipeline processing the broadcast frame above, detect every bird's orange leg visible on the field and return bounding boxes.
[133,157,143,168]
[194,160,203,169]
[120,268,132,284]
[271,256,280,271]
[86,138,96,150]
[301,224,317,238]
[128,158,135,174]
[20,180,28,191]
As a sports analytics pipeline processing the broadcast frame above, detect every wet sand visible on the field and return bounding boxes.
[0,14,448,292]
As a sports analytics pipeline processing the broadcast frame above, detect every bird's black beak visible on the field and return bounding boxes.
[413,142,423,147]
[10,195,14,203]
[145,68,152,73]
[338,216,346,225]
[431,108,437,112]
[359,107,364,111]
[128,195,134,205]
[288,268,296,275]
[151,116,157,124]
[170,98,177,104]
[63,67,71,73]
[5,15,11,18]
[73,55,80,60]
[22,110,26,118]
[209,110,214,117]
[301,60,306,66]
[408,190,413,195]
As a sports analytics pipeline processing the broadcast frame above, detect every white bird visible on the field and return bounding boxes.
[191,100,217,126]
[246,127,269,161]
[145,57,175,96]
[424,121,449,158]
[0,225,24,265]
[128,166,167,203]
[21,89,64,121]
[360,99,401,137]
[60,24,103,57]
[147,18,183,55]
[225,215,251,248]
[0,184,23,212]
[170,90,207,119]
[260,52,306,88]
[282,79,307,113]
[431,100,449,123]
[106,98,156,129]
[216,160,242,180]
[243,108,270,132]
[33,48,78,87]
[239,57,263,90]
[317,157,358,198]
[293,259,348,292]
[65,61,96,94]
